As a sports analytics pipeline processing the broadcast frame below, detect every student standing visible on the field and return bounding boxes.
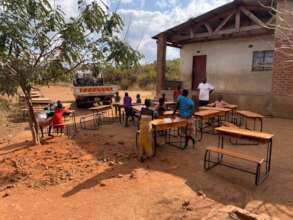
[197,78,214,106]
[113,92,121,116]
[174,89,195,148]
[124,92,133,127]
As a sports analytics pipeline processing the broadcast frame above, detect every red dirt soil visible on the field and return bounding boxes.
[0,85,293,219]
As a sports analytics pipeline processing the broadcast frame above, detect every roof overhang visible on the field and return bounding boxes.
[152,0,275,46]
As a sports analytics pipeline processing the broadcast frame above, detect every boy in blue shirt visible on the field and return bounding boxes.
[174,89,195,148]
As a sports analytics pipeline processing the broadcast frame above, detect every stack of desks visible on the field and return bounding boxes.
[204,126,273,185]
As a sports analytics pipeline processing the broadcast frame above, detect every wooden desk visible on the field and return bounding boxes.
[83,105,113,129]
[31,98,52,105]
[151,117,188,155]
[194,110,222,141]
[152,101,176,110]
[199,106,231,113]
[209,126,273,185]
[224,104,238,110]
[237,110,264,131]
[163,110,175,117]
[132,105,144,113]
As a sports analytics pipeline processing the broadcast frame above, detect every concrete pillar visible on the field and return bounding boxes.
[156,34,166,97]
[271,0,293,118]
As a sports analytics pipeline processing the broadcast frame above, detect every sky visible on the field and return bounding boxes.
[50,0,232,63]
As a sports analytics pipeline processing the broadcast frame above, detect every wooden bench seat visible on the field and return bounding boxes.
[206,147,264,164]
[204,146,265,185]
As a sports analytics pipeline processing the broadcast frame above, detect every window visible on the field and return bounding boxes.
[252,50,274,71]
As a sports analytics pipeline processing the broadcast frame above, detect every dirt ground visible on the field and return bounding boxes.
[1,85,293,219]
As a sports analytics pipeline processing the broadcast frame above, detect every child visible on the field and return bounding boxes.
[154,97,166,117]
[114,92,121,116]
[173,86,181,102]
[210,95,228,108]
[52,101,68,135]
[161,93,167,103]
[136,94,142,104]
[124,92,133,127]
[140,99,154,117]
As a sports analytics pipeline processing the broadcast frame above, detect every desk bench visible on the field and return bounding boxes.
[204,126,273,185]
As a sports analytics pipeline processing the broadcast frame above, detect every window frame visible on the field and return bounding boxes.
[252,50,274,72]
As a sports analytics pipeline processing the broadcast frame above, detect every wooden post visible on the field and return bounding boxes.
[156,34,166,97]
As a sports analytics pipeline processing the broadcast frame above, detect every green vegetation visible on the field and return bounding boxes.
[0,0,140,144]
[102,59,180,90]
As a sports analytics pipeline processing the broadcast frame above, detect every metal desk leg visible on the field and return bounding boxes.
[152,126,157,156]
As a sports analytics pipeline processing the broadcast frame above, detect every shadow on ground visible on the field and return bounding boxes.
[60,117,293,218]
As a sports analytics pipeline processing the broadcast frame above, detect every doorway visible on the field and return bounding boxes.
[192,55,207,90]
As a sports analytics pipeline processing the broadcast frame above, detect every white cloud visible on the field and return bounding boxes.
[119,0,232,63]
[48,0,233,63]
[156,0,179,9]
[121,0,133,3]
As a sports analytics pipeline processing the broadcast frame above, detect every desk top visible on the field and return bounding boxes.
[89,105,112,111]
[31,97,52,104]
[199,106,232,112]
[224,104,238,109]
[163,110,175,116]
[194,109,221,118]
[237,110,264,118]
[151,117,187,127]
[215,126,273,140]
[132,105,144,112]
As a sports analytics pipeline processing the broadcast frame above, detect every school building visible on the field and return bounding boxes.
[153,0,293,118]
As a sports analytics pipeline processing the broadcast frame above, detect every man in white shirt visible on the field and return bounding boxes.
[197,78,215,106]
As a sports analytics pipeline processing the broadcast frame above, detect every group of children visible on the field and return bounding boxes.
[114,92,168,127]
[37,100,69,137]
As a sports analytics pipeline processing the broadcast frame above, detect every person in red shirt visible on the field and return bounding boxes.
[52,101,68,135]
[173,85,182,101]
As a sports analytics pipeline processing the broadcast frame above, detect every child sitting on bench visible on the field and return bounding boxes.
[210,95,229,108]
[52,101,69,135]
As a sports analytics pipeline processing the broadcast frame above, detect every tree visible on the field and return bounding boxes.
[0,0,140,144]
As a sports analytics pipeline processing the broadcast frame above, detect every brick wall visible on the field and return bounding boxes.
[271,0,293,118]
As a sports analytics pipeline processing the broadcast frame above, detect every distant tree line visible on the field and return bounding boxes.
[101,59,180,90]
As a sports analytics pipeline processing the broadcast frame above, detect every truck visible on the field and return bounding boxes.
[73,71,118,108]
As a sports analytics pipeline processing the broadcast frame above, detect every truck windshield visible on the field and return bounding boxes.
[73,77,104,87]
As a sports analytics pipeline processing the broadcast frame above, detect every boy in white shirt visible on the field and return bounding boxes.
[197,78,215,106]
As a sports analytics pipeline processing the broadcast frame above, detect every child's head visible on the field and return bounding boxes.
[217,94,223,101]
[116,92,119,96]
[182,89,189,97]
[125,92,128,97]
[162,93,166,98]
[136,94,140,98]
[159,98,164,105]
[56,100,63,109]
[144,99,151,108]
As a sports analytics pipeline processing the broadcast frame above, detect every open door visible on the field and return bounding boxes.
[192,55,207,90]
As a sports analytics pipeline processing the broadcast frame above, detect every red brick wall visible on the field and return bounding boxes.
[271,0,293,118]
[272,0,293,96]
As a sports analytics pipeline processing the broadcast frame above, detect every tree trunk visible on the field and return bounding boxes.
[21,86,41,145]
